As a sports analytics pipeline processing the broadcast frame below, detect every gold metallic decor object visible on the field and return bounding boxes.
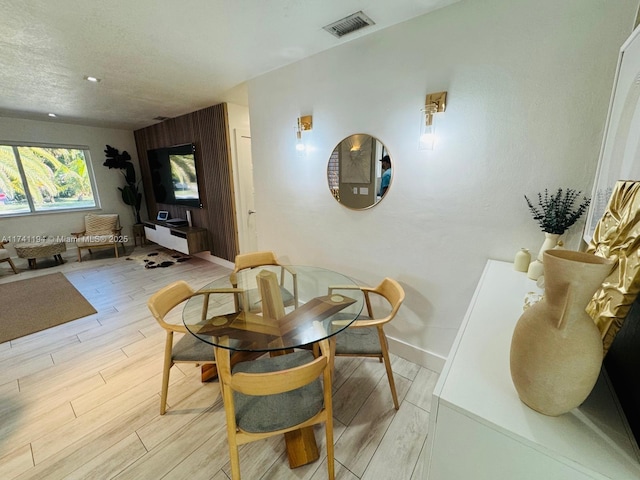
[586,180,640,354]
[423,92,447,125]
[295,115,313,153]
[419,91,447,150]
[298,115,313,131]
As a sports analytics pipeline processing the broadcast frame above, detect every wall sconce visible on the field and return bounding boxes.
[295,115,313,153]
[419,91,447,150]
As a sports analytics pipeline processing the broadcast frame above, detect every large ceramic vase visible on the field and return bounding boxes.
[510,249,614,416]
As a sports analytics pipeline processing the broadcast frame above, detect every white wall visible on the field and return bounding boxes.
[0,116,140,252]
[247,0,638,370]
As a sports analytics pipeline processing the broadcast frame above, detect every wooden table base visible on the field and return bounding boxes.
[285,426,319,468]
[200,350,265,382]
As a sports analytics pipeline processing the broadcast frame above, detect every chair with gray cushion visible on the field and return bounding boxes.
[147,280,242,415]
[329,277,405,410]
[0,241,17,273]
[231,251,298,313]
[215,338,334,480]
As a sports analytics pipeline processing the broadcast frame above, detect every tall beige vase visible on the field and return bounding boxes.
[510,250,614,416]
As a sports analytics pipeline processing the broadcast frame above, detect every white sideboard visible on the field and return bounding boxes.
[425,260,640,479]
[143,221,208,256]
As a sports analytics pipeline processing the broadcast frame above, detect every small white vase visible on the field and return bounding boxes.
[536,233,561,262]
[527,260,545,280]
[527,233,561,281]
[514,248,531,272]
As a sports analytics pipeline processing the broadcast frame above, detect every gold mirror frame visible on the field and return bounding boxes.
[327,134,392,210]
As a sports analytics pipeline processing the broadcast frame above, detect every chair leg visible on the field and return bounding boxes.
[7,258,17,273]
[229,442,241,480]
[222,389,242,479]
[114,243,119,258]
[325,398,335,480]
[329,337,336,378]
[378,328,400,410]
[160,332,174,415]
[77,247,83,262]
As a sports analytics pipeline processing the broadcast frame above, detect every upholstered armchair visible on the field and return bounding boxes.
[0,241,18,273]
[72,214,124,262]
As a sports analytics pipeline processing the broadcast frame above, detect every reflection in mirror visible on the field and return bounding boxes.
[327,134,392,209]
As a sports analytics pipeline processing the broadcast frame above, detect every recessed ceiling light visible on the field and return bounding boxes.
[48,113,57,117]
[84,75,101,83]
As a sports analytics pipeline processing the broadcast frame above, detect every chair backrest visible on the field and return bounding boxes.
[0,241,10,260]
[84,214,119,235]
[367,277,406,321]
[218,337,331,399]
[233,251,279,273]
[148,280,195,330]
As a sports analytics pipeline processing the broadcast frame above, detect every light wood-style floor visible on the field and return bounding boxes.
[0,245,439,480]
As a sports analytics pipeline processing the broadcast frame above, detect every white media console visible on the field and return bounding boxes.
[143,221,208,255]
[425,260,640,479]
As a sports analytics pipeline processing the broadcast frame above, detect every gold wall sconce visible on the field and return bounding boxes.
[296,115,313,152]
[419,91,447,150]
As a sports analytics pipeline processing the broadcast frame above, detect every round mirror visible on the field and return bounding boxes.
[327,134,392,209]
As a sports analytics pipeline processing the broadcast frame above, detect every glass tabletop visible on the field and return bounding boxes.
[182,265,365,352]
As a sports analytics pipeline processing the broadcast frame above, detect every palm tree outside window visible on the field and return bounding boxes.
[0,144,98,216]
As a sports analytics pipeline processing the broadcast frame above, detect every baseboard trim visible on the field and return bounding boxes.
[194,251,234,269]
[388,336,446,374]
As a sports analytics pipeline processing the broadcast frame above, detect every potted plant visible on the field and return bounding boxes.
[525,188,590,235]
[524,188,590,280]
[103,145,143,224]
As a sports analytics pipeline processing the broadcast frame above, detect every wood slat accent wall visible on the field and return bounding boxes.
[133,103,239,262]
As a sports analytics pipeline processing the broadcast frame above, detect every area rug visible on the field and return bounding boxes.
[0,272,97,343]
[126,247,191,269]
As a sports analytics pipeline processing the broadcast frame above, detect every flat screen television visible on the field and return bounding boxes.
[147,143,203,208]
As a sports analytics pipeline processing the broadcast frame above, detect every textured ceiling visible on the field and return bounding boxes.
[0,0,458,130]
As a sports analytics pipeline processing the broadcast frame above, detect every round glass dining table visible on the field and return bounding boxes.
[182,265,365,352]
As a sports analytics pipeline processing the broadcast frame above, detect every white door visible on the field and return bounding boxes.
[233,129,258,253]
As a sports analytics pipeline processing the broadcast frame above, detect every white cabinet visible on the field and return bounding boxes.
[425,260,640,479]
[143,222,208,255]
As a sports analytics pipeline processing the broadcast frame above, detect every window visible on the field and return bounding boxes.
[0,144,98,215]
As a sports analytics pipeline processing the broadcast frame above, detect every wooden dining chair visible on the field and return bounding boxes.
[72,213,124,261]
[215,336,334,480]
[147,280,242,415]
[0,241,18,273]
[328,277,406,410]
[231,251,299,313]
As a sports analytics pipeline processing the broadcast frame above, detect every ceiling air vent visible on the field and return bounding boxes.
[323,11,375,38]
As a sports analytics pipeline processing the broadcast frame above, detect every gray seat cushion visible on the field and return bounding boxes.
[172,334,216,362]
[334,325,382,355]
[232,350,323,433]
